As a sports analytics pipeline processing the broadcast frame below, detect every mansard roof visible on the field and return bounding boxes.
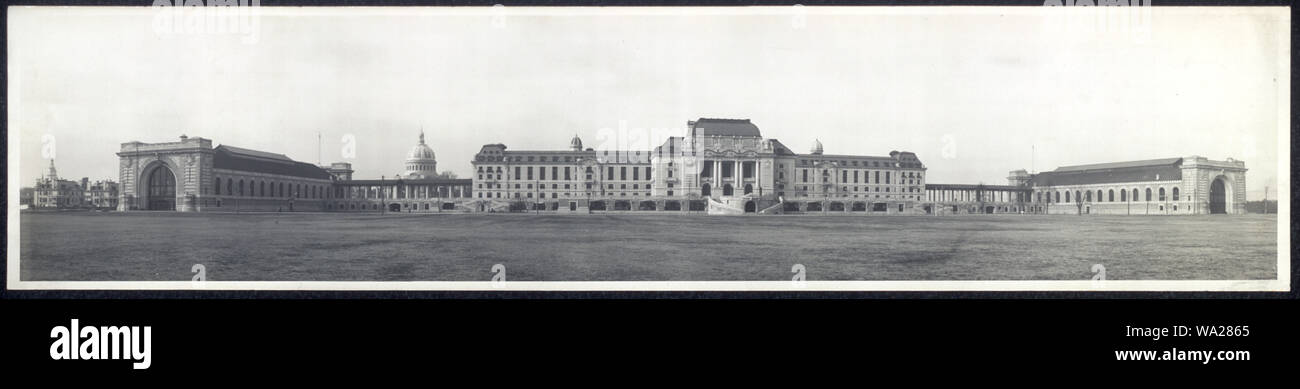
[1030,158,1183,187]
[690,118,762,138]
[213,145,333,180]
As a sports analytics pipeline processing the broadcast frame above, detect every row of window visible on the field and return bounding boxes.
[800,159,900,168]
[1037,187,1180,204]
[800,169,921,185]
[337,186,468,199]
[476,192,653,199]
[475,165,654,182]
[213,177,329,199]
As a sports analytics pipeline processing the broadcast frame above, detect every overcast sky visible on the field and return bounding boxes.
[9,6,1287,199]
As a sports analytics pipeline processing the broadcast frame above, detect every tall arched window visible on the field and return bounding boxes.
[1145,188,1152,201]
[1158,187,1166,201]
[1108,190,1114,202]
[227,179,232,196]
[1055,191,1060,203]
[215,177,221,195]
[1085,191,1091,202]
[1120,189,1127,202]
[260,181,266,197]
[1172,187,1179,201]
[239,180,245,196]
[1065,191,1071,203]
[1132,188,1138,201]
[1097,190,1103,202]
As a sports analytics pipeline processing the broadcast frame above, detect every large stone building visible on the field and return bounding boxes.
[922,156,1247,215]
[117,133,473,212]
[30,159,118,210]
[33,160,84,209]
[113,120,1246,216]
[470,118,928,214]
[1015,156,1247,215]
[118,135,338,211]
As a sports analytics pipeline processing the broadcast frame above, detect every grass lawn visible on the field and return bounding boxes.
[17,211,1278,281]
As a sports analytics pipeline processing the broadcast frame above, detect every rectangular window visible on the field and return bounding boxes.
[646,167,652,180]
[633,167,639,181]
[885,171,890,184]
[528,167,534,180]
[564,167,571,180]
[608,167,615,179]
[539,167,546,180]
[552,166,558,180]
[621,167,627,180]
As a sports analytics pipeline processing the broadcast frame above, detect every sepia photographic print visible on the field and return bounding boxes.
[6,4,1290,292]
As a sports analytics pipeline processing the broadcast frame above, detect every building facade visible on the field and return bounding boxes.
[29,160,119,210]
[118,134,473,213]
[1015,156,1247,215]
[113,121,1245,216]
[33,160,84,209]
[118,135,337,211]
[470,118,928,214]
[921,156,1247,215]
[84,179,120,209]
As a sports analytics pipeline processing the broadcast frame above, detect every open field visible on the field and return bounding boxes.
[17,211,1278,281]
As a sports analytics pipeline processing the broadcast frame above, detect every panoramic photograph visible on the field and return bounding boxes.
[6,6,1287,290]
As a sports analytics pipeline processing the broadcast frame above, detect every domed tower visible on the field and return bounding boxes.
[46,159,58,180]
[570,134,583,151]
[403,130,438,179]
[810,139,824,155]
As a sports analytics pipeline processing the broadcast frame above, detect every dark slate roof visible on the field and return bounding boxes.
[690,118,762,137]
[218,145,295,162]
[1030,158,1183,187]
[768,139,798,156]
[212,145,333,180]
[1053,158,1183,172]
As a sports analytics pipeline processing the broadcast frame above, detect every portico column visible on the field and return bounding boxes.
[733,160,743,192]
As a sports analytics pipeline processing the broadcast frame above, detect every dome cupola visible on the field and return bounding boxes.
[570,134,583,151]
[403,130,438,178]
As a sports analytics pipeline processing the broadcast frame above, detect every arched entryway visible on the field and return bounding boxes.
[389,203,401,212]
[701,184,712,197]
[1210,177,1227,214]
[744,201,756,213]
[145,164,176,211]
[723,184,734,196]
[743,184,753,195]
